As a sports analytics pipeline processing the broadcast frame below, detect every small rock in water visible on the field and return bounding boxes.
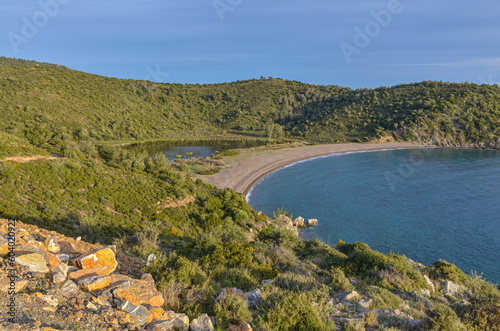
[307,218,319,226]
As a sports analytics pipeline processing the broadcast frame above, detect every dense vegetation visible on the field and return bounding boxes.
[1,57,499,150]
[1,58,500,330]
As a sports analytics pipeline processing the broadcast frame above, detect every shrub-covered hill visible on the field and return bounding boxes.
[1,57,500,148]
[1,57,500,330]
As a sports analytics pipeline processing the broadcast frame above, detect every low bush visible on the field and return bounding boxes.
[255,290,325,330]
[214,293,253,329]
[362,286,403,310]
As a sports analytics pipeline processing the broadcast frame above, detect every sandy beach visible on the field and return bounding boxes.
[205,142,425,197]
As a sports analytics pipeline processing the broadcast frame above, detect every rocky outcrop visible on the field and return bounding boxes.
[190,313,214,331]
[0,219,172,330]
[306,218,319,226]
[244,289,262,308]
[443,280,460,297]
[292,217,306,228]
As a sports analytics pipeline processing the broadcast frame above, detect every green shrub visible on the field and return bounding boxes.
[256,290,325,330]
[330,267,354,291]
[147,252,207,288]
[362,286,403,310]
[219,150,240,156]
[274,272,317,292]
[429,260,468,284]
[180,163,191,172]
[258,227,302,250]
[215,293,253,329]
[430,303,466,330]
[212,267,258,292]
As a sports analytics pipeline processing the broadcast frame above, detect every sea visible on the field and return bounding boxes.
[247,148,500,284]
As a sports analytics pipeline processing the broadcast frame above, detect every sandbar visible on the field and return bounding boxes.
[204,142,426,197]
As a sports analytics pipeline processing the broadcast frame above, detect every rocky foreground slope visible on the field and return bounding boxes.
[1,216,499,331]
[0,218,238,331]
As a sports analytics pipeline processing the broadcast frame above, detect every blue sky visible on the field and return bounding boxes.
[1,0,499,88]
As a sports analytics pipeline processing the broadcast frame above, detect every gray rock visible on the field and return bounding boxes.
[53,272,66,285]
[423,275,435,292]
[443,280,460,296]
[244,289,262,308]
[56,253,70,264]
[342,290,360,302]
[190,313,214,331]
[118,301,150,326]
[421,289,431,297]
[148,313,189,331]
[216,288,248,305]
[44,236,60,253]
[60,279,79,297]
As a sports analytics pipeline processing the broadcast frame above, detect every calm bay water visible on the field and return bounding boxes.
[248,148,500,284]
[128,139,268,160]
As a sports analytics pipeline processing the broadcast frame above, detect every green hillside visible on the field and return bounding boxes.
[1,57,499,149]
[1,58,500,330]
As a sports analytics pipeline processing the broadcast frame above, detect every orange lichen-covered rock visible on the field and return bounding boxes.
[77,275,111,292]
[112,273,164,307]
[68,265,110,281]
[73,246,117,276]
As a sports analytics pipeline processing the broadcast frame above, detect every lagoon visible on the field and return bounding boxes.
[128,139,268,160]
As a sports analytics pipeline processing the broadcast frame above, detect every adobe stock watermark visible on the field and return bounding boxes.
[5,220,17,323]
[144,65,170,82]
[7,0,71,53]
[213,0,243,21]
[384,147,435,192]
[340,0,407,64]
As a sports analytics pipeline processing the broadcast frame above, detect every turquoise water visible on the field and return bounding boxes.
[248,148,500,284]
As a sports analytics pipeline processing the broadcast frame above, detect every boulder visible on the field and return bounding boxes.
[147,312,189,331]
[52,272,66,285]
[0,238,9,256]
[292,217,306,228]
[44,236,61,253]
[443,280,460,297]
[216,288,248,304]
[0,276,28,293]
[50,262,69,278]
[77,275,111,292]
[68,265,111,281]
[73,245,117,276]
[15,253,49,273]
[423,275,435,292]
[190,313,214,331]
[59,279,79,297]
[58,240,81,256]
[306,218,319,226]
[244,289,262,308]
[341,290,360,302]
[112,273,164,307]
[118,301,150,327]
[56,253,70,264]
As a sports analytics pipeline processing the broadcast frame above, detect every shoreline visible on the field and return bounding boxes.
[204,142,428,197]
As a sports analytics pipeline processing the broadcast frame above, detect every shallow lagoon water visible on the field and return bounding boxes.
[248,148,500,284]
[128,139,268,160]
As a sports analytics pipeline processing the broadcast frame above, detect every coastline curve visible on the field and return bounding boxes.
[204,142,428,198]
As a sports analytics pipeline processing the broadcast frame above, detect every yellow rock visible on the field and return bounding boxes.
[73,246,117,276]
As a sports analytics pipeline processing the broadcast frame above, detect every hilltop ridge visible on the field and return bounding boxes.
[0,58,499,150]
